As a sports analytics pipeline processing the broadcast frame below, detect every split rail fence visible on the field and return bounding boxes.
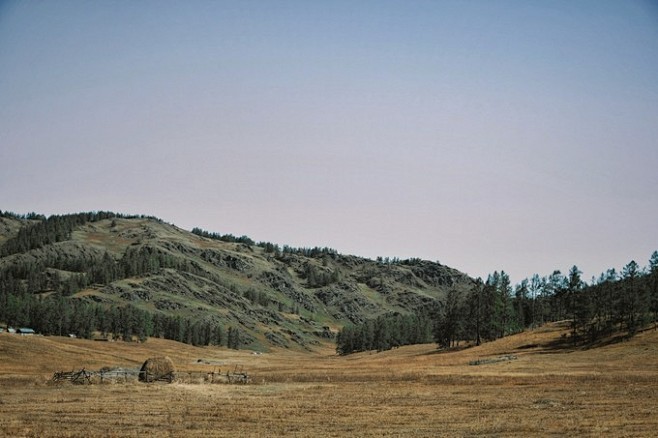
[50,366,250,385]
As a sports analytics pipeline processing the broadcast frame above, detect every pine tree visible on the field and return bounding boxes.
[529,274,544,327]
[227,326,242,350]
[481,275,499,341]
[621,260,646,335]
[434,288,464,348]
[214,324,225,346]
[336,325,355,355]
[649,251,658,329]
[357,320,374,352]
[565,265,588,342]
[546,271,566,321]
[500,271,517,336]
[514,279,530,329]
[373,316,391,351]
[464,279,484,345]
[590,270,615,339]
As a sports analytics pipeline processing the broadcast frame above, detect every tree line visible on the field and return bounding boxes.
[191,226,340,260]
[0,243,212,298]
[0,283,244,348]
[335,311,434,355]
[3,212,657,353]
[439,254,658,349]
[0,211,162,257]
[0,211,246,348]
[337,252,658,354]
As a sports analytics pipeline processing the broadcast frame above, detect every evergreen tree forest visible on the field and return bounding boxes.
[2,211,657,355]
[335,312,434,355]
[192,225,339,260]
[0,211,236,348]
[336,252,658,355]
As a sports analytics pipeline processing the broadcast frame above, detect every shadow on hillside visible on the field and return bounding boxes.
[512,320,654,354]
[532,332,633,353]
[412,322,654,357]
[416,344,474,357]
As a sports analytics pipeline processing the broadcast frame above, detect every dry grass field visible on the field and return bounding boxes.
[1,322,657,437]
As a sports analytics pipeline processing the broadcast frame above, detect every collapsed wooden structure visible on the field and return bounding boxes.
[50,363,250,385]
[51,368,93,384]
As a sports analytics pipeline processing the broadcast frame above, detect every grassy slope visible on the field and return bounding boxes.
[0,216,473,350]
[3,321,657,379]
[0,217,25,247]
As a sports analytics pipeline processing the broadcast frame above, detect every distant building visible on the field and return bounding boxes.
[17,328,36,335]
[7,327,16,334]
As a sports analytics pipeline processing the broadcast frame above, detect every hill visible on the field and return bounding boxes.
[0,211,473,350]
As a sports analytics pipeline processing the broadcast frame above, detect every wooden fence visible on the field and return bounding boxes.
[51,366,250,385]
[51,369,93,384]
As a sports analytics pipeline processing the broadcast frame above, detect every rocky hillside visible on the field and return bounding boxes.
[0,212,474,350]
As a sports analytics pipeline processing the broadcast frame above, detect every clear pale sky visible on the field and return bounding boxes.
[1,1,657,284]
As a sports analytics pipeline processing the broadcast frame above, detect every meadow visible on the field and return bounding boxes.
[1,322,657,437]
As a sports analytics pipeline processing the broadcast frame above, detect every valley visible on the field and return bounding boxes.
[1,322,657,436]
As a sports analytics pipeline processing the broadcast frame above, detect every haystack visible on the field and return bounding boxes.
[139,356,176,383]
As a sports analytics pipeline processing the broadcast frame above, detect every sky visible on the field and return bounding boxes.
[1,1,657,284]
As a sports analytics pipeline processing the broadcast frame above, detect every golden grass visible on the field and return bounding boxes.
[1,323,657,437]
